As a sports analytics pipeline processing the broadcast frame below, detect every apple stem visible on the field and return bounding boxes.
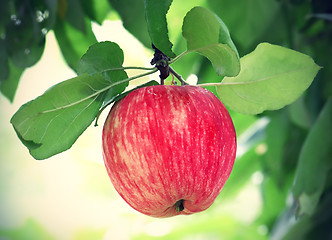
[175,199,185,213]
[150,45,190,86]
[169,67,189,86]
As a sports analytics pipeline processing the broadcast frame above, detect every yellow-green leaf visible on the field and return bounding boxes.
[217,43,321,114]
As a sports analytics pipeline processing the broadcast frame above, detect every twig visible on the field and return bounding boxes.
[169,67,189,85]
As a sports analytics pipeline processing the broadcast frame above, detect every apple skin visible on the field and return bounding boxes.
[102,85,236,217]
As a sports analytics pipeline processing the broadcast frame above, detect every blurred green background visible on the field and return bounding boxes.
[1,0,332,239]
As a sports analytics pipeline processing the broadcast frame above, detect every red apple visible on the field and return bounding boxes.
[102,85,236,217]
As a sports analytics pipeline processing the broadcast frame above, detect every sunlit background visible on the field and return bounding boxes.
[0,18,269,240]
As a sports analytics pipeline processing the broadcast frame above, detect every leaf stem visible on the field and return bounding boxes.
[169,50,191,64]
[197,81,259,87]
[197,82,245,87]
[196,82,222,87]
[196,81,246,87]
[99,68,158,95]
[94,104,109,127]
[100,66,156,74]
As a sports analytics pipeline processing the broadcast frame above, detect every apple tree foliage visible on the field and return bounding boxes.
[1,0,332,239]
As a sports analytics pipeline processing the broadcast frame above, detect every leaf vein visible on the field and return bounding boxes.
[223,67,310,86]
[57,95,99,145]
[39,111,64,142]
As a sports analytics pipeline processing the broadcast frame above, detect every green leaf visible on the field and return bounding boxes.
[216,43,321,115]
[258,175,293,228]
[0,60,24,102]
[0,0,10,31]
[10,73,109,160]
[64,0,86,33]
[279,192,332,240]
[78,41,129,103]
[108,0,150,48]
[207,0,280,50]
[0,39,9,81]
[10,38,45,69]
[182,6,240,77]
[54,17,97,71]
[264,111,290,183]
[78,42,128,82]
[11,41,130,160]
[81,0,111,25]
[288,96,313,129]
[144,0,175,58]
[292,98,332,216]
[4,1,46,69]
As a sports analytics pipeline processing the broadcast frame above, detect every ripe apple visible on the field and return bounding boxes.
[102,85,236,217]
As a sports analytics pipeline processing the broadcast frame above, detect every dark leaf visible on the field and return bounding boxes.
[0,39,9,81]
[108,0,151,48]
[54,17,97,71]
[81,0,112,25]
[207,0,280,50]
[288,96,313,129]
[64,0,86,33]
[144,0,175,58]
[264,111,290,184]
[0,60,24,102]
[292,98,332,216]
[5,2,46,69]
